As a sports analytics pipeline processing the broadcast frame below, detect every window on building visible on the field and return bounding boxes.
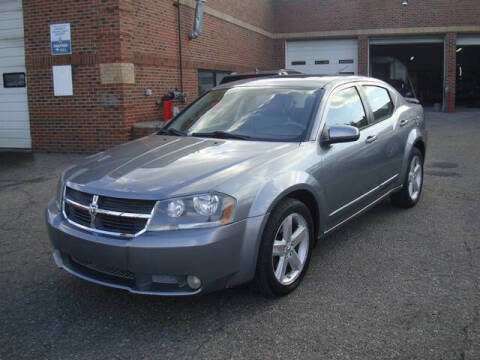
[363,86,394,123]
[3,73,26,88]
[198,70,231,95]
[291,61,306,66]
[325,87,367,129]
[315,60,329,65]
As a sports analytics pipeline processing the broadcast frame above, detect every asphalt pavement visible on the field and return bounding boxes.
[0,111,479,359]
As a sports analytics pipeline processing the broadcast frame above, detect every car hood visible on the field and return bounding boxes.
[65,135,299,199]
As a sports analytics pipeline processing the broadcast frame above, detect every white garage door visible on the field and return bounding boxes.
[0,0,30,149]
[285,39,358,75]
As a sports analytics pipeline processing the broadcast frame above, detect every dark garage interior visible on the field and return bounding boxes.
[370,43,444,108]
[456,45,480,107]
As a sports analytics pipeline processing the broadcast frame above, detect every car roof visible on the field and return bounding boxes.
[213,75,378,91]
[219,69,303,85]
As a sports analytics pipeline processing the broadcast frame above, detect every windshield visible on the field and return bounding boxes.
[165,87,319,142]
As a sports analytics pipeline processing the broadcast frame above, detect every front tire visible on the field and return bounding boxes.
[255,198,314,297]
[391,148,424,208]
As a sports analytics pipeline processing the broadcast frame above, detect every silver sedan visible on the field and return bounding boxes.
[46,75,427,297]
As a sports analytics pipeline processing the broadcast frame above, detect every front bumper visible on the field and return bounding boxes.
[46,200,265,295]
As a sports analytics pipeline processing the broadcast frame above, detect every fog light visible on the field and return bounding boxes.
[186,275,202,290]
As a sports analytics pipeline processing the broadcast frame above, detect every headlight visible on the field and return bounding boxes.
[148,193,236,231]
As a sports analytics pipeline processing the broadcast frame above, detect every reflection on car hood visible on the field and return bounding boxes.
[65,135,299,198]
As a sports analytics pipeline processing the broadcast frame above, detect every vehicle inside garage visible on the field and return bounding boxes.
[456,45,480,108]
[370,43,444,108]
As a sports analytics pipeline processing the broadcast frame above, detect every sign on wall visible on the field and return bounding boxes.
[50,23,71,55]
[52,65,73,96]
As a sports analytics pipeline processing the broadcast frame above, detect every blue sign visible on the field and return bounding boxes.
[50,23,71,55]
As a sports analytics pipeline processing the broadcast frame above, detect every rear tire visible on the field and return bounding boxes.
[255,198,314,297]
[391,148,424,208]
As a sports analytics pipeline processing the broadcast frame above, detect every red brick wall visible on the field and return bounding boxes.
[24,0,128,152]
[444,32,457,112]
[23,0,479,152]
[273,39,286,69]
[123,0,277,129]
[274,0,480,33]
[357,35,369,76]
[24,0,277,152]
[208,0,274,32]
[273,0,480,110]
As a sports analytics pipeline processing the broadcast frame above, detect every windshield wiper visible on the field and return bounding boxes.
[157,128,187,137]
[191,131,251,140]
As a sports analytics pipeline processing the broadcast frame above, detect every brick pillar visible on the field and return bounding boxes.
[274,39,286,69]
[444,32,457,112]
[357,35,369,76]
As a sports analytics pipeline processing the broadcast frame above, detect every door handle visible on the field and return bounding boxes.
[365,135,377,144]
[400,119,409,127]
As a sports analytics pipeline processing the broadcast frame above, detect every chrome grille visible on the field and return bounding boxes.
[96,213,148,234]
[64,203,91,227]
[65,187,92,206]
[63,186,156,237]
[98,196,154,214]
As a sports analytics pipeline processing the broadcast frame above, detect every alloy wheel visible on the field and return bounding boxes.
[272,213,310,285]
[407,155,423,201]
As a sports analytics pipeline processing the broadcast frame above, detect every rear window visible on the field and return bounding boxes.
[363,86,394,123]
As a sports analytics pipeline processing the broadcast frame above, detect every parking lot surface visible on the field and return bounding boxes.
[1,111,479,360]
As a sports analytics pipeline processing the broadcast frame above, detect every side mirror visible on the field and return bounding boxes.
[324,125,360,144]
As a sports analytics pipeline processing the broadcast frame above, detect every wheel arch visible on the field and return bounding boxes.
[273,188,321,243]
[256,179,326,241]
[228,177,326,288]
[413,138,426,160]
[399,129,426,184]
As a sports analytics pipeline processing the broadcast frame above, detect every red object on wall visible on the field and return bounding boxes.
[163,100,172,122]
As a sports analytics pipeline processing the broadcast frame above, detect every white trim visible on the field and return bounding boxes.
[369,36,444,45]
[456,34,480,46]
[276,26,480,40]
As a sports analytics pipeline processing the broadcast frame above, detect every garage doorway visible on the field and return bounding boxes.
[369,38,444,109]
[0,0,31,149]
[456,35,480,108]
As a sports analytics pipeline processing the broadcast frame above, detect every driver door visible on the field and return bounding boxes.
[316,85,382,231]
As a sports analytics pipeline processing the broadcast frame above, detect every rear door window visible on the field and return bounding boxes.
[363,86,394,123]
[324,87,368,129]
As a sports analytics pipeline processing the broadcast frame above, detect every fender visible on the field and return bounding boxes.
[398,128,426,185]
[228,171,327,287]
[247,170,326,226]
